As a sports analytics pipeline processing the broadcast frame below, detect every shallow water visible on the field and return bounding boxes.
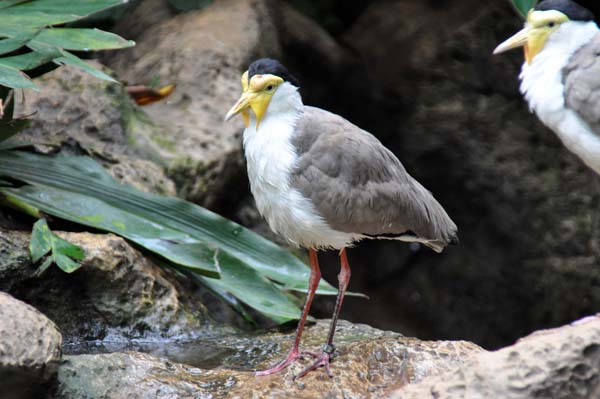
[62,339,240,369]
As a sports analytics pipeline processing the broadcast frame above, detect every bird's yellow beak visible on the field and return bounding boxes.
[493,10,568,64]
[493,26,531,60]
[224,71,283,130]
[225,71,251,128]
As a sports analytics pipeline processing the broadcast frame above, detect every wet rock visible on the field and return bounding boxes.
[0,229,233,342]
[326,0,600,349]
[105,0,280,209]
[393,315,600,399]
[52,320,482,399]
[0,292,62,399]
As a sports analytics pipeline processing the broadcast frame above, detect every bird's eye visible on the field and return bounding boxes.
[548,21,555,27]
[266,85,274,91]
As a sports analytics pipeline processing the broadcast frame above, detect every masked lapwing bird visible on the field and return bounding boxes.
[494,0,600,174]
[225,58,458,378]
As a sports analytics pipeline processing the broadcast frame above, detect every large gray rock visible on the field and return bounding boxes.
[0,229,234,342]
[52,320,482,399]
[105,0,280,208]
[51,316,600,399]
[0,292,62,399]
[393,315,600,399]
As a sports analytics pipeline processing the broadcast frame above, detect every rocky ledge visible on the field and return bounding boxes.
[46,317,600,399]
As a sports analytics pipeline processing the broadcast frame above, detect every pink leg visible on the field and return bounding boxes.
[255,248,321,376]
[296,248,351,379]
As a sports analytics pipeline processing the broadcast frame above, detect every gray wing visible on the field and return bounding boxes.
[290,106,458,246]
[564,33,600,132]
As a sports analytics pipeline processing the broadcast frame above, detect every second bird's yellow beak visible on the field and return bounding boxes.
[493,26,532,62]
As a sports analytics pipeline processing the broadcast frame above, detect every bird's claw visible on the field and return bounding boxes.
[299,350,320,359]
[255,349,300,376]
[294,351,334,380]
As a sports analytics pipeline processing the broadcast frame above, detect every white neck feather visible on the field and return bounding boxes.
[520,21,600,173]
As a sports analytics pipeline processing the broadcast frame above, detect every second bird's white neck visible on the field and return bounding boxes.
[520,21,600,173]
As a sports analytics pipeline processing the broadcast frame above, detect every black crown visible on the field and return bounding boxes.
[248,58,300,87]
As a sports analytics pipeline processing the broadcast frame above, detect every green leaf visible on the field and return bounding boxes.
[0,33,35,56]
[511,0,538,18]
[54,251,82,273]
[28,218,85,274]
[0,0,127,29]
[0,0,131,88]
[4,0,126,16]
[33,28,134,51]
[0,63,36,89]
[1,191,41,218]
[0,48,60,70]
[53,235,85,261]
[53,51,117,83]
[196,250,303,321]
[0,1,30,10]
[30,218,52,263]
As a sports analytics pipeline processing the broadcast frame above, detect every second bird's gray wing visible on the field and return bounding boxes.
[290,106,458,247]
[564,32,600,133]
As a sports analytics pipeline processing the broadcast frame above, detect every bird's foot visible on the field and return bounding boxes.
[255,349,301,376]
[294,344,336,380]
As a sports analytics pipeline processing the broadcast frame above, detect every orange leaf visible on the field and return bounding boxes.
[126,84,176,106]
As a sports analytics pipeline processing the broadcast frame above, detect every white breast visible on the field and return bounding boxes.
[242,84,358,249]
[520,21,600,174]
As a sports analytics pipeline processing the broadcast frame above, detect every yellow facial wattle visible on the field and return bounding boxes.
[493,9,568,64]
[224,73,283,129]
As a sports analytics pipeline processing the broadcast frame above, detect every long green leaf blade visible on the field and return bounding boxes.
[0,48,60,70]
[0,0,127,30]
[0,63,36,89]
[0,33,35,56]
[0,185,221,277]
[0,1,29,10]
[0,151,340,296]
[53,51,117,83]
[33,28,134,51]
[196,251,302,321]
[3,0,126,16]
